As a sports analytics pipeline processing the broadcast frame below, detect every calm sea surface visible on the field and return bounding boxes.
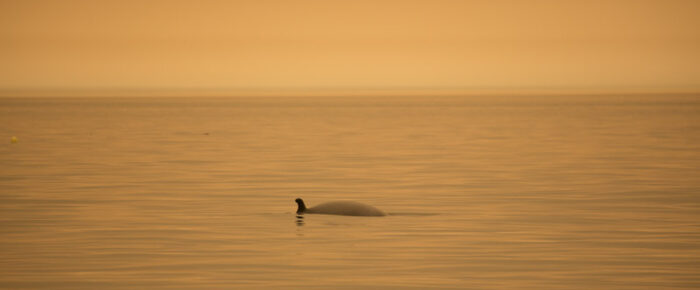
[1,95,699,289]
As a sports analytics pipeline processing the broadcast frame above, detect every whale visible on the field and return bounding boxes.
[295,198,386,217]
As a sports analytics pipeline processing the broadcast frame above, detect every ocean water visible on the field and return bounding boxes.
[0,95,699,289]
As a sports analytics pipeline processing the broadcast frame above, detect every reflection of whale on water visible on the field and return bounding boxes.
[295,198,386,217]
[295,214,305,226]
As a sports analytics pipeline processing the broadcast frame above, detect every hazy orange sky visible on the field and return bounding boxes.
[1,0,699,95]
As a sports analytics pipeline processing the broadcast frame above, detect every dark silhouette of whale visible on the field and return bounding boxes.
[295,198,386,216]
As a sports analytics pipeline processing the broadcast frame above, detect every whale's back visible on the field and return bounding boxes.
[306,200,386,216]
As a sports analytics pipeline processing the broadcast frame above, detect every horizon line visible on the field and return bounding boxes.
[1,87,699,98]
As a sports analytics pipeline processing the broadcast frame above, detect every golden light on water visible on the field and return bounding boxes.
[1,1,700,289]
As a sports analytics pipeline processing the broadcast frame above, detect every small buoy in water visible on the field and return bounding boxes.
[10,136,18,144]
